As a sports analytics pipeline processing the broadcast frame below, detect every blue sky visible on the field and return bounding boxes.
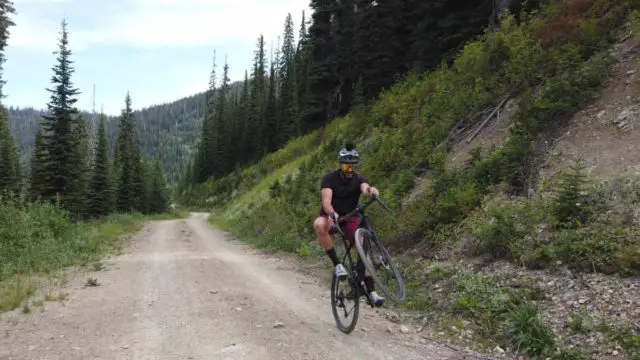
[3,0,310,116]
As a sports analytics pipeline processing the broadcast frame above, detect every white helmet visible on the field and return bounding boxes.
[337,143,360,164]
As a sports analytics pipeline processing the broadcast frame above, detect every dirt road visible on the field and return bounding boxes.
[0,214,462,360]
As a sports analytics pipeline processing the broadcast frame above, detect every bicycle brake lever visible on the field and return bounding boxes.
[375,197,393,214]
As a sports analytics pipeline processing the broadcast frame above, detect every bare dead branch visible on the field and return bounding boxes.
[466,94,512,144]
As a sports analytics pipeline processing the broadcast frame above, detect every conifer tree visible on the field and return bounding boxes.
[28,127,47,201]
[265,48,278,153]
[40,19,82,207]
[66,114,89,217]
[115,92,141,212]
[89,114,113,218]
[0,0,16,100]
[139,160,152,214]
[213,57,231,176]
[149,160,169,214]
[305,0,338,130]
[0,0,19,197]
[333,0,356,116]
[194,51,218,183]
[237,71,250,166]
[279,13,299,143]
[295,10,311,127]
[0,105,21,196]
[248,35,267,160]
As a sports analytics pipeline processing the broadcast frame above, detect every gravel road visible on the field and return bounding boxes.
[0,213,463,360]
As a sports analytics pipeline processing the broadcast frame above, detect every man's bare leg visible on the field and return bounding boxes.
[314,216,347,278]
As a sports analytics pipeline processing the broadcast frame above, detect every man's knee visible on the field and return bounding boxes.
[314,216,329,234]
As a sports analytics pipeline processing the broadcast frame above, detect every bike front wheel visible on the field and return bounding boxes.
[354,228,406,303]
[330,270,360,334]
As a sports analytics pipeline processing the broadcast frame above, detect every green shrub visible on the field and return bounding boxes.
[468,201,541,260]
[551,348,587,360]
[0,201,146,312]
[552,160,592,227]
[632,10,640,42]
[502,302,556,358]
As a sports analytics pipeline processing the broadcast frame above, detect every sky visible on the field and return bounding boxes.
[3,0,311,116]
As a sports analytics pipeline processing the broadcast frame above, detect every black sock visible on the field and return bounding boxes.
[326,248,340,266]
[356,258,365,282]
[364,277,375,293]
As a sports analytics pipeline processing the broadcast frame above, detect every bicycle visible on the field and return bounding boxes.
[329,196,406,334]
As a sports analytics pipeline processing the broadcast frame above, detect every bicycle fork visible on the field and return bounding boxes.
[351,261,375,308]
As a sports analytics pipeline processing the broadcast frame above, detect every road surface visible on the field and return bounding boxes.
[0,213,464,360]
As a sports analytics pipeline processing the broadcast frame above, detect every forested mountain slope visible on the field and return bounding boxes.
[7,80,245,184]
[176,0,530,190]
[8,91,202,184]
[180,2,640,359]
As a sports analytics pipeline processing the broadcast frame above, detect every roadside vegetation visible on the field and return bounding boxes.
[0,199,186,313]
[183,1,640,358]
[0,5,179,314]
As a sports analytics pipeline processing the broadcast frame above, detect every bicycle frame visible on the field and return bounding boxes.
[331,196,392,281]
[332,196,391,240]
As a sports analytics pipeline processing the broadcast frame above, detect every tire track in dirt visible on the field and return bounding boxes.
[0,214,460,360]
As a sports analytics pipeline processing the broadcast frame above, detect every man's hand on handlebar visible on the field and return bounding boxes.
[328,211,339,226]
[366,186,380,198]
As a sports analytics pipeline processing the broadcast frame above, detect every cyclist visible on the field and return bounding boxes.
[313,143,385,307]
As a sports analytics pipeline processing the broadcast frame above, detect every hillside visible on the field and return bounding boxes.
[7,81,243,184]
[181,2,640,359]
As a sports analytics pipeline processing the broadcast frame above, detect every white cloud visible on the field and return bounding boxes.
[87,0,309,48]
[9,0,310,52]
[9,13,61,52]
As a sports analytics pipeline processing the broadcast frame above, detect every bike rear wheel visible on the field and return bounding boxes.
[354,228,406,303]
[330,267,360,334]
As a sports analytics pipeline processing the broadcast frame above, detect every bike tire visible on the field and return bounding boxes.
[330,270,360,334]
[354,228,406,303]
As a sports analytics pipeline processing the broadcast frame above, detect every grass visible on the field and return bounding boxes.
[184,1,638,358]
[631,9,640,42]
[0,200,182,313]
[217,154,310,220]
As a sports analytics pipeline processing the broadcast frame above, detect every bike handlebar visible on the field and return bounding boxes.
[331,196,393,236]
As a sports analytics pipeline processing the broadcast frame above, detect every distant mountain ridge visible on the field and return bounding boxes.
[6,80,243,184]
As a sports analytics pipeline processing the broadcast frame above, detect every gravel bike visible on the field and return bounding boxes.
[330,196,406,334]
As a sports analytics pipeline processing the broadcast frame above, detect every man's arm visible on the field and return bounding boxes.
[360,182,379,198]
[321,188,335,215]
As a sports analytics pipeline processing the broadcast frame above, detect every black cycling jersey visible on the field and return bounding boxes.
[320,169,368,216]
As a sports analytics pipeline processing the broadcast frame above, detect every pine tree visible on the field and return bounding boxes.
[295,10,311,128]
[66,113,89,218]
[304,0,338,130]
[28,127,47,201]
[248,35,267,160]
[553,160,591,226]
[0,105,21,196]
[237,71,250,166]
[0,0,16,100]
[353,0,404,102]
[264,47,278,153]
[279,13,299,145]
[40,19,81,207]
[352,74,365,109]
[0,0,19,197]
[193,51,217,183]
[148,160,169,214]
[115,92,141,212]
[130,132,144,212]
[333,0,356,116]
[139,160,152,214]
[89,114,113,218]
[213,57,231,176]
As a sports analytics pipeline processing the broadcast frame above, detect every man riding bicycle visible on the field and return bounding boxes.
[313,143,385,307]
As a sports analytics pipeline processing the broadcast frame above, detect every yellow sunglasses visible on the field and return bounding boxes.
[341,163,357,172]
